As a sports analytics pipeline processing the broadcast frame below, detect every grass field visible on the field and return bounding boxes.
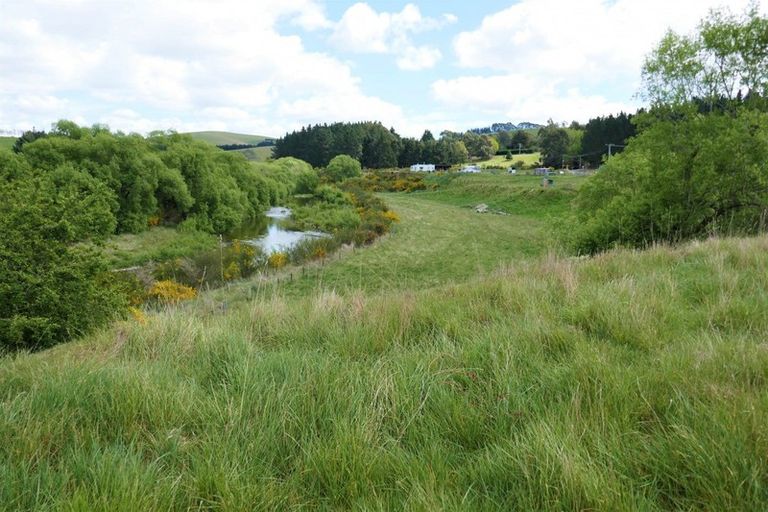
[236,146,273,161]
[0,136,15,152]
[184,131,271,146]
[104,227,217,269]
[420,173,583,217]
[2,174,767,509]
[477,152,541,169]
[2,233,767,510]
[218,190,552,301]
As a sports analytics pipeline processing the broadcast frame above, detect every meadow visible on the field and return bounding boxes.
[184,131,270,146]
[477,151,541,169]
[1,172,767,510]
[0,136,15,151]
[2,231,767,510]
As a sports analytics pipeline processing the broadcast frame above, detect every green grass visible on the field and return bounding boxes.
[477,151,541,168]
[2,235,768,509]
[219,191,552,299]
[0,136,15,152]
[2,173,767,509]
[184,131,271,146]
[235,146,272,161]
[420,172,585,217]
[104,227,217,268]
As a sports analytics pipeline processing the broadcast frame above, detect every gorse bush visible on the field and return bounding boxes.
[147,280,197,304]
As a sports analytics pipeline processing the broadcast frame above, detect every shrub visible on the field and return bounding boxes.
[268,252,288,269]
[148,280,197,304]
[570,109,768,254]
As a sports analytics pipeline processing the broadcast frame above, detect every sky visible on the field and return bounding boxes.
[0,0,764,138]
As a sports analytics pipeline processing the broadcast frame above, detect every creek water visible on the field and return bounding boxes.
[229,206,327,254]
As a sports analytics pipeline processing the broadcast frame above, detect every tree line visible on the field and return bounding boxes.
[272,116,643,171]
[272,121,496,168]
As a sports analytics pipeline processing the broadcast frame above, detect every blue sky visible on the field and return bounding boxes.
[0,0,763,138]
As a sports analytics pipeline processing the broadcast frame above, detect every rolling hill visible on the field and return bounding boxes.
[0,136,16,152]
[184,131,272,146]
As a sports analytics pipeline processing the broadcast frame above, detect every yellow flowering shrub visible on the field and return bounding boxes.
[268,252,288,269]
[383,210,400,223]
[128,306,147,325]
[148,280,197,304]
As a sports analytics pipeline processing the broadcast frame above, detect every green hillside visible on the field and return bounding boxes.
[236,146,273,161]
[0,136,15,152]
[184,131,272,146]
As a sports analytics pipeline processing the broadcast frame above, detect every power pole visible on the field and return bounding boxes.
[605,143,626,158]
[518,143,522,154]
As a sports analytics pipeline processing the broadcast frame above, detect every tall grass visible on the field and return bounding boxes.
[2,235,767,509]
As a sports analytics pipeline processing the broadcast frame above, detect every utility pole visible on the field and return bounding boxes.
[605,143,626,158]
[219,234,224,282]
[518,143,522,155]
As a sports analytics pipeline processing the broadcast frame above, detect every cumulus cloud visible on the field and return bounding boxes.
[438,0,763,123]
[330,3,455,70]
[0,0,407,135]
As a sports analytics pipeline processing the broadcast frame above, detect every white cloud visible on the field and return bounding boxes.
[432,73,634,123]
[0,0,407,135]
[397,46,442,71]
[438,0,764,123]
[330,3,454,70]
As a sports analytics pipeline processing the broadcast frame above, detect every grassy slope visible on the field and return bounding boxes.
[420,173,583,217]
[2,235,767,509]
[235,146,272,162]
[477,152,541,168]
[218,192,550,301]
[184,131,270,146]
[0,136,15,152]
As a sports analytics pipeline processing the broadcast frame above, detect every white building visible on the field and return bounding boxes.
[410,163,435,172]
[459,165,480,173]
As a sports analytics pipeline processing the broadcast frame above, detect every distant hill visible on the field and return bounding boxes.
[184,131,272,146]
[0,136,16,152]
[234,146,273,162]
[469,122,543,134]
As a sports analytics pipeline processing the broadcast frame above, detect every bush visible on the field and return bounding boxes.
[322,155,362,183]
[0,164,126,351]
[570,110,768,254]
[148,280,197,304]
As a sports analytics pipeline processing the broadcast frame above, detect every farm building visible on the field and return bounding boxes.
[410,163,435,172]
[459,165,480,173]
[533,167,551,176]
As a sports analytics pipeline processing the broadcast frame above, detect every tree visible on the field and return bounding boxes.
[570,109,768,254]
[0,154,126,350]
[509,130,532,152]
[580,112,637,167]
[537,121,569,167]
[641,4,768,109]
[462,132,496,160]
[12,129,47,153]
[571,4,768,253]
[324,154,362,183]
[496,130,512,150]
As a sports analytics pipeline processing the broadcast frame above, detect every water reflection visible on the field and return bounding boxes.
[230,206,326,254]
